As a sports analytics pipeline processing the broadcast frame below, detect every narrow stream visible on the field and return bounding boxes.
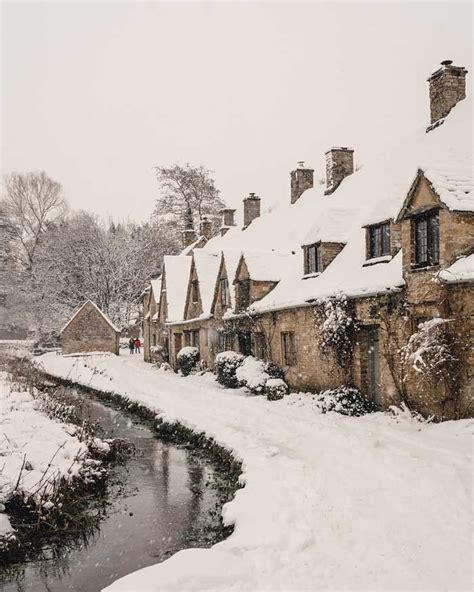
[1,387,226,592]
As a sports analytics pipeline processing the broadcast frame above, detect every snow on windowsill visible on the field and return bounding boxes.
[166,313,212,326]
[302,272,321,280]
[362,255,393,267]
[410,263,440,274]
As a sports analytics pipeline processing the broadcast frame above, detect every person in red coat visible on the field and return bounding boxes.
[134,337,141,354]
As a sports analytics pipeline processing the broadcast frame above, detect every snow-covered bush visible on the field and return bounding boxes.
[315,294,358,367]
[236,356,269,394]
[215,351,244,388]
[313,386,374,416]
[401,318,457,389]
[264,361,285,380]
[158,361,173,372]
[150,345,162,354]
[265,378,289,401]
[177,346,199,376]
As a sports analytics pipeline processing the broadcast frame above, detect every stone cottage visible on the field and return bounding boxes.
[143,61,473,419]
[61,300,120,355]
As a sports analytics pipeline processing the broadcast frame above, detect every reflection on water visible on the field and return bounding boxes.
[1,390,221,592]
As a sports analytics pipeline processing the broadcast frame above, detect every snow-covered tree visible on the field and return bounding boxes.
[2,171,67,272]
[152,163,225,236]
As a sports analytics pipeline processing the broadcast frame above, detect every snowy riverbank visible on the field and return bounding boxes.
[0,370,91,548]
[36,352,472,592]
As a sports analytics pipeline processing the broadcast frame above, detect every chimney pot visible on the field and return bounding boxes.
[441,60,453,66]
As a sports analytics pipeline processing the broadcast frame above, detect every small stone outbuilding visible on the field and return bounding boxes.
[61,300,120,355]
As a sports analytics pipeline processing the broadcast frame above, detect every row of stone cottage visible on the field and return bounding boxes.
[142,61,473,419]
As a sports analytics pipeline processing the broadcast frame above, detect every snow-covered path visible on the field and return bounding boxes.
[37,353,472,592]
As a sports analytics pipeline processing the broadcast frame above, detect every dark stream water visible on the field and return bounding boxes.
[1,388,224,592]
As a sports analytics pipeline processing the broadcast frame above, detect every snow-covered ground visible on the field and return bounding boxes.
[36,352,472,592]
[0,371,89,544]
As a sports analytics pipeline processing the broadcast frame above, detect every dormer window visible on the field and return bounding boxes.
[413,210,439,268]
[368,222,391,259]
[304,243,323,274]
[191,280,199,303]
[220,278,231,308]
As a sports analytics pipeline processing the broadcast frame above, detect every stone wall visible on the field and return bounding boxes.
[62,303,119,355]
[254,306,349,391]
[168,317,221,369]
[321,242,345,269]
[444,283,474,418]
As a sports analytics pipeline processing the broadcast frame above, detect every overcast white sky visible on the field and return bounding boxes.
[1,1,472,222]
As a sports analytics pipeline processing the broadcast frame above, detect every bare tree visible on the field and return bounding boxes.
[2,171,67,272]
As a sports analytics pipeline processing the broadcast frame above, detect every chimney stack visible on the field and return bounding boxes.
[220,208,236,236]
[243,193,261,227]
[325,147,354,195]
[183,227,197,247]
[290,161,314,204]
[427,60,468,127]
[182,204,197,247]
[200,216,213,240]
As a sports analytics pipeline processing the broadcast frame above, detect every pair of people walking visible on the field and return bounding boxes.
[129,337,141,354]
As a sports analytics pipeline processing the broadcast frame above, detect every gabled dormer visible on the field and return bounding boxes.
[184,257,203,320]
[397,168,474,273]
[161,255,192,324]
[158,269,168,325]
[233,252,291,312]
[396,168,474,302]
[183,251,221,321]
[301,241,345,278]
[211,254,232,319]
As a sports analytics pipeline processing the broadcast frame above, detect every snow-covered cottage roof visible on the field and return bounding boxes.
[60,300,120,334]
[150,278,162,304]
[192,251,221,316]
[180,235,207,256]
[422,167,474,212]
[238,251,297,283]
[396,166,474,221]
[163,255,192,322]
[158,84,472,317]
[438,253,474,284]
